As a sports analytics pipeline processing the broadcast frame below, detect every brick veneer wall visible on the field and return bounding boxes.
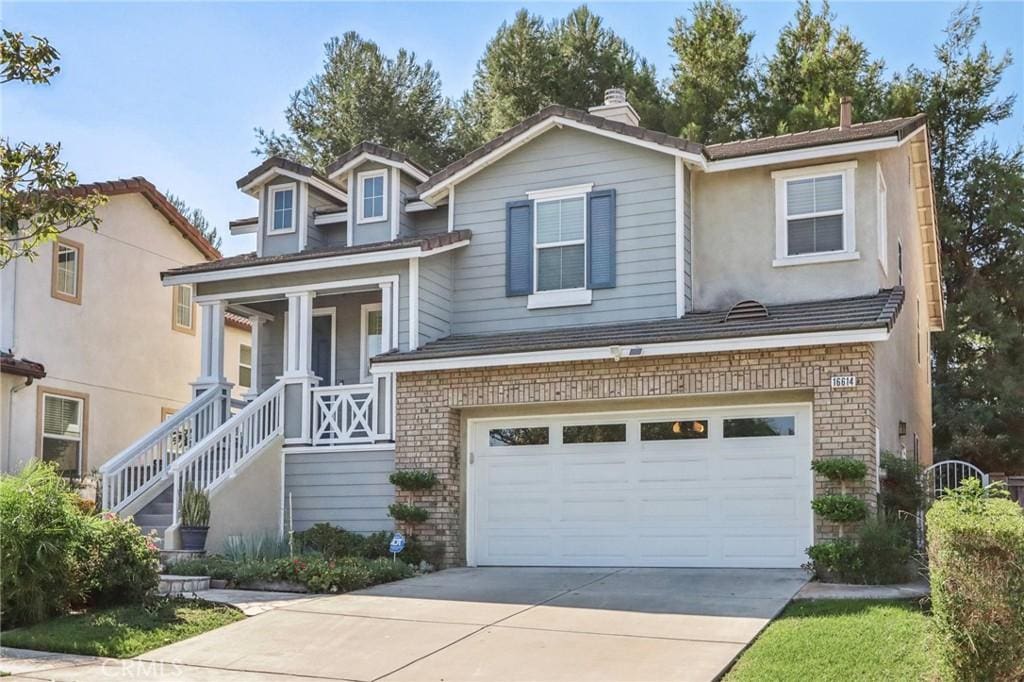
[394,343,877,566]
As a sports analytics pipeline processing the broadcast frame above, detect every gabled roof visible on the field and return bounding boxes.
[376,288,904,366]
[704,115,927,160]
[326,141,432,181]
[161,229,472,280]
[60,178,220,261]
[235,156,337,193]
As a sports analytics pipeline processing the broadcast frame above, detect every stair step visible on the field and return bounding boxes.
[135,514,172,527]
[159,574,210,596]
[147,502,173,515]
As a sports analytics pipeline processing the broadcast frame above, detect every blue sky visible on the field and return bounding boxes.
[4,2,1022,257]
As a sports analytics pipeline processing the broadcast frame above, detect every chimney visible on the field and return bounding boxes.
[588,88,641,127]
[839,96,852,130]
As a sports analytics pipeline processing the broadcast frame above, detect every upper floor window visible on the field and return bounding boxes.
[269,186,295,233]
[358,170,387,223]
[172,284,194,334]
[238,344,252,389]
[51,238,82,304]
[772,161,858,266]
[535,195,586,292]
[39,389,87,478]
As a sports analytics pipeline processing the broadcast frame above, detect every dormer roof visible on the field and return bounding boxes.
[235,156,347,204]
[325,141,432,183]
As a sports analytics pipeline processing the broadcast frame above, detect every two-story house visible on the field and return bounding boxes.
[1,178,251,499]
[107,90,941,569]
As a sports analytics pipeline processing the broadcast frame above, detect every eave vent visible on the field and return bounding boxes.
[724,300,770,323]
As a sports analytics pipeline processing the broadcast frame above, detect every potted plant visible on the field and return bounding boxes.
[179,484,210,551]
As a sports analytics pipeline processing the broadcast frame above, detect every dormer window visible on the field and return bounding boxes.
[358,170,387,223]
[772,161,858,267]
[269,185,295,233]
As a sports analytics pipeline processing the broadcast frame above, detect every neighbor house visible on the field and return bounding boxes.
[103,91,941,568]
[0,178,251,492]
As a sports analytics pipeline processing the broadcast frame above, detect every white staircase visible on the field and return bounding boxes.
[100,382,286,548]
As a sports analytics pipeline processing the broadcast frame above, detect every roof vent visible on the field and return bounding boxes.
[588,87,640,127]
[724,300,770,323]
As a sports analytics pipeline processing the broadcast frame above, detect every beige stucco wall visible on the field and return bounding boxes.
[224,323,252,399]
[873,145,934,464]
[1,193,250,475]
[692,152,885,310]
[202,437,283,553]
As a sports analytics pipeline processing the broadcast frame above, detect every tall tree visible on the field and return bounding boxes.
[667,0,755,143]
[255,32,455,171]
[754,0,887,134]
[891,6,1023,472]
[165,191,221,251]
[454,5,667,154]
[1,30,106,267]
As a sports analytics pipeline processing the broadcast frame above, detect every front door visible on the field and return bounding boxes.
[311,312,334,385]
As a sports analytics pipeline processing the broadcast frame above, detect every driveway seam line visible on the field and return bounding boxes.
[273,607,490,626]
[489,622,753,645]
[371,568,625,682]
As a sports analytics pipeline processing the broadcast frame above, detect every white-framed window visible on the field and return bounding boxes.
[357,170,387,224]
[877,163,888,273]
[269,185,296,233]
[238,344,252,389]
[360,303,383,382]
[772,161,858,266]
[172,284,194,333]
[40,390,86,477]
[51,238,82,304]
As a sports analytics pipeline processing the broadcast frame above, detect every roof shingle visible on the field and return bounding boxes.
[326,141,433,178]
[375,288,904,364]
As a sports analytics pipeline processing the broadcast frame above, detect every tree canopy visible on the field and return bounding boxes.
[165,191,222,251]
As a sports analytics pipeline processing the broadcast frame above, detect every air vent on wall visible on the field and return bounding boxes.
[723,300,770,323]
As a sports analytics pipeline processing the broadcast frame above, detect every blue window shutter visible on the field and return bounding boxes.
[506,199,533,296]
[587,189,616,289]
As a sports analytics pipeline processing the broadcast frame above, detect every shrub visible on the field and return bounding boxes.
[927,479,1024,681]
[173,555,413,593]
[0,462,88,627]
[879,452,924,538]
[805,538,861,583]
[388,503,429,524]
[389,470,438,491]
[811,494,868,524]
[811,458,868,485]
[856,516,912,584]
[180,485,210,527]
[78,514,160,607]
[222,533,291,562]
[294,523,442,567]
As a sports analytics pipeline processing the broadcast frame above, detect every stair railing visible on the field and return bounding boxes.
[169,381,285,523]
[99,387,226,512]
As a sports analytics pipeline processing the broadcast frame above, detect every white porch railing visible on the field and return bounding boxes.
[99,387,225,512]
[311,375,391,445]
[170,381,285,522]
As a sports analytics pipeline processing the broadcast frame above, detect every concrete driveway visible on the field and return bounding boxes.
[15,567,808,682]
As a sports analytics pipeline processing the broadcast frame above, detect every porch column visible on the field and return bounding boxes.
[282,291,316,443]
[244,315,265,401]
[192,299,232,426]
[379,281,396,352]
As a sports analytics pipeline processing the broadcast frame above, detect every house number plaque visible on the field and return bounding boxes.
[830,375,857,388]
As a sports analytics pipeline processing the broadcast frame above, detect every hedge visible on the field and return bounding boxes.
[927,486,1024,681]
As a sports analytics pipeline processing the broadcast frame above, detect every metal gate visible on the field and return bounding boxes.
[922,460,989,501]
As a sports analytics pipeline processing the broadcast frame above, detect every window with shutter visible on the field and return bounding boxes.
[535,196,586,292]
[40,392,85,477]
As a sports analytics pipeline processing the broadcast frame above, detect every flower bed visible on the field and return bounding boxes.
[172,555,414,593]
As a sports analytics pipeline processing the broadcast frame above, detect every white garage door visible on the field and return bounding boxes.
[469,405,813,568]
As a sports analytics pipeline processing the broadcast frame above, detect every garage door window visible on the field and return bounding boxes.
[641,420,708,441]
[489,427,549,446]
[723,416,795,438]
[563,423,626,444]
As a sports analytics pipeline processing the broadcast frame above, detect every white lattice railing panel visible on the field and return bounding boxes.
[171,381,285,521]
[100,387,225,512]
[311,375,390,446]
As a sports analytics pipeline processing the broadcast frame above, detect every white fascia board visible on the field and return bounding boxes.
[197,275,399,305]
[705,137,900,173]
[327,153,429,183]
[229,221,258,235]
[405,201,437,213]
[239,167,348,204]
[372,327,892,374]
[313,211,348,226]
[419,117,704,204]
[163,239,471,287]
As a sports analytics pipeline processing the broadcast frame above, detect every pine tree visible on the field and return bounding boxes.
[255,32,455,171]
[667,0,754,143]
[165,191,221,251]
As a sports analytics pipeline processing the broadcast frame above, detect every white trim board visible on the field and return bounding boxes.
[328,152,429,184]
[240,167,348,204]
[163,239,470,286]
[195,275,399,305]
[373,327,892,374]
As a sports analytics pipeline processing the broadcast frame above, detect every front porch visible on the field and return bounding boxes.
[196,277,400,449]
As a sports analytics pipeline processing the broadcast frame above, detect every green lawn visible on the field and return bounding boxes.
[725,599,935,681]
[1,598,244,658]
